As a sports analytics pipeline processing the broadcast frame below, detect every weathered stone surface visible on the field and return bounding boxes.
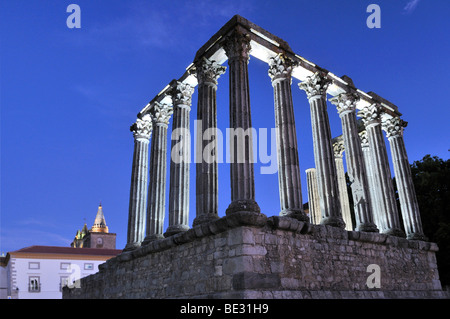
[194,57,225,226]
[299,72,345,229]
[223,29,261,216]
[382,116,427,241]
[268,54,307,221]
[359,104,404,237]
[125,114,152,251]
[64,217,448,299]
[305,168,321,225]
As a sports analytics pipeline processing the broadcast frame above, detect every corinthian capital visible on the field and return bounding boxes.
[358,103,382,126]
[382,116,407,138]
[268,54,297,82]
[150,102,173,126]
[333,138,345,157]
[223,29,251,61]
[170,81,195,107]
[329,92,360,114]
[196,57,226,86]
[130,114,152,140]
[298,72,331,99]
[359,130,369,147]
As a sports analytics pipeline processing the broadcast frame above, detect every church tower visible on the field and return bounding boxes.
[71,203,116,249]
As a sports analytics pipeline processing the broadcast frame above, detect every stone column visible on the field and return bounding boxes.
[298,72,345,228]
[142,102,173,244]
[358,104,405,237]
[193,57,226,226]
[332,138,353,231]
[382,116,427,240]
[125,114,152,251]
[223,30,261,216]
[305,168,321,225]
[359,130,379,229]
[330,93,378,233]
[165,82,194,237]
[268,54,308,221]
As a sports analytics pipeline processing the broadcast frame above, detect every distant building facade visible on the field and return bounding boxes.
[1,203,121,299]
[1,246,121,299]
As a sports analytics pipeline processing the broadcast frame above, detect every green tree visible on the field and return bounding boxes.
[410,155,450,286]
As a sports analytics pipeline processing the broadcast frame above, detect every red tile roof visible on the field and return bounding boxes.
[10,245,122,257]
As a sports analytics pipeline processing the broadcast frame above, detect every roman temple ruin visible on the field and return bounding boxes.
[64,15,448,299]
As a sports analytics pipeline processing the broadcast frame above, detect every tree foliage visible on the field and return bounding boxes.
[410,155,450,286]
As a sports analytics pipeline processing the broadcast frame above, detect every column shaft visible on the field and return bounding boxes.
[330,93,378,232]
[360,130,380,229]
[143,102,173,244]
[193,57,226,226]
[383,117,427,240]
[359,104,405,237]
[269,54,307,221]
[306,168,321,224]
[125,115,152,251]
[299,72,344,228]
[223,30,260,215]
[332,141,353,231]
[166,82,194,237]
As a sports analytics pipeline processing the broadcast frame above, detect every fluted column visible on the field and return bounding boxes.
[298,72,345,228]
[165,82,194,237]
[193,57,226,226]
[332,138,353,231]
[359,130,379,228]
[330,93,378,232]
[125,114,152,251]
[358,104,405,237]
[142,102,173,244]
[268,54,308,221]
[305,168,321,224]
[382,116,427,240]
[223,29,261,215]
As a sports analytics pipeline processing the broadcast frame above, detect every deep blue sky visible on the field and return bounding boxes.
[1,0,449,253]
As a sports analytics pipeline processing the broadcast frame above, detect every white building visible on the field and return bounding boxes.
[1,245,121,299]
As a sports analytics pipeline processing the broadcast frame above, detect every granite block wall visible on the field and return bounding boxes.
[63,212,449,299]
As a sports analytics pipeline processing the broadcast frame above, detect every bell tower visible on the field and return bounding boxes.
[71,203,116,249]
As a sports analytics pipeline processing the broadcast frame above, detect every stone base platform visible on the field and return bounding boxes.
[63,212,449,299]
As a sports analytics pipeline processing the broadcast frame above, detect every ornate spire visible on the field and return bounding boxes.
[91,202,109,233]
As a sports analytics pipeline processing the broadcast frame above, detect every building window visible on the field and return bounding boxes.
[28,262,40,270]
[28,276,40,292]
[60,262,71,270]
[84,263,94,270]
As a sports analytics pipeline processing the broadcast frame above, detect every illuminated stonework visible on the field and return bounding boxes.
[63,15,446,300]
